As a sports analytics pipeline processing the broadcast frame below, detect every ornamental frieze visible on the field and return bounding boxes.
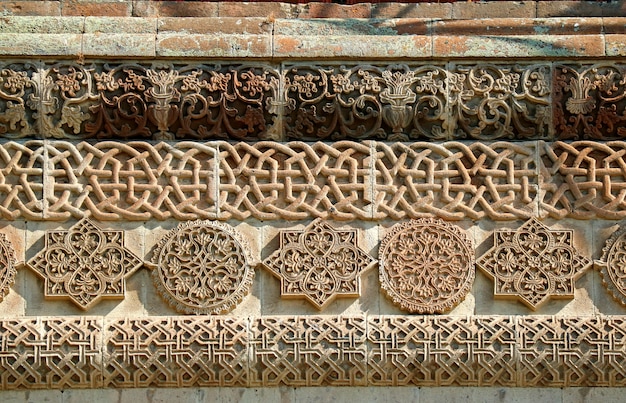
[0,233,16,304]
[596,224,626,307]
[0,61,625,141]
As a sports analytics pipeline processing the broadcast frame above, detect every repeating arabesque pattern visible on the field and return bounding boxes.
[0,140,618,221]
[0,61,623,141]
[2,315,626,389]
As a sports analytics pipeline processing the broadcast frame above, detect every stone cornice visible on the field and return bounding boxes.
[0,16,621,59]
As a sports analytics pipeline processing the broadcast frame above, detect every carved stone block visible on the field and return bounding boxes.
[540,141,626,219]
[0,317,102,389]
[262,219,376,310]
[45,141,218,221]
[379,218,474,314]
[103,317,248,387]
[26,218,144,309]
[596,224,626,306]
[554,64,626,141]
[249,316,367,386]
[0,141,44,220]
[218,141,372,221]
[518,316,626,386]
[148,220,254,315]
[0,233,16,304]
[373,141,537,220]
[367,316,516,386]
[476,218,591,310]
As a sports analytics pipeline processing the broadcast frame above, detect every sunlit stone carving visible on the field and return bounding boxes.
[0,233,16,303]
[262,219,376,309]
[149,220,254,314]
[596,225,626,306]
[26,218,143,309]
[379,218,474,314]
[477,218,591,309]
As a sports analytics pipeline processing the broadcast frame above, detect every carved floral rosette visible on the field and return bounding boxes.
[597,225,626,306]
[379,218,475,314]
[0,233,16,303]
[149,220,254,314]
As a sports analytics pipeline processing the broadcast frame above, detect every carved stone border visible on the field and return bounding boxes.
[1,315,624,389]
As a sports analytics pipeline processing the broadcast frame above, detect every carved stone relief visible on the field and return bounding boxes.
[554,64,626,141]
[476,218,591,309]
[379,218,475,314]
[148,220,254,315]
[250,316,367,386]
[103,317,248,387]
[0,61,626,142]
[596,225,626,306]
[261,219,376,310]
[26,218,143,309]
[0,233,16,303]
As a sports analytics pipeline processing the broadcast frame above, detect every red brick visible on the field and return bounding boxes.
[157,34,271,58]
[297,3,371,19]
[431,18,603,36]
[0,1,60,16]
[452,1,536,19]
[219,2,297,18]
[433,34,605,58]
[372,3,452,19]
[133,1,218,18]
[158,17,271,35]
[62,0,130,17]
[538,1,626,17]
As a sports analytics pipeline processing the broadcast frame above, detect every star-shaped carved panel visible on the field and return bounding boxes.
[596,225,626,306]
[477,218,591,310]
[150,220,254,315]
[379,218,475,314]
[262,219,376,310]
[26,219,143,310]
[0,233,17,303]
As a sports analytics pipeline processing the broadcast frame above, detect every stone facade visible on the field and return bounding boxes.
[1,1,626,401]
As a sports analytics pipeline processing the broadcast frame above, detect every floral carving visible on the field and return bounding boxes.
[379,218,474,314]
[149,220,254,314]
[596,225,626,306]
[554,64,626,140]
[476,218,591,309]
[26,219,143,309]
[0,233,17,303]
[262,219,376,309]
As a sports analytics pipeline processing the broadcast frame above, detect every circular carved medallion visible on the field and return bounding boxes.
[598,226,626,306]
[0,233,16,303]
[379,218,474,314]
[151,220,254,314]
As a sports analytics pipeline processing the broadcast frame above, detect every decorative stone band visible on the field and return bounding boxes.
[2,140,626,221]
[0,61,624,142]
[0,315,624,389]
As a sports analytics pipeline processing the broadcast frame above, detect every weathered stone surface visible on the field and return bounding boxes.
[0,1,61,16]
[298,3,371,19]
[219,2,297,19]
[133,1,218,18]
[371,3,452,19]
[61,0,130,17]
[83,33,155,57]
[452,1,536,19]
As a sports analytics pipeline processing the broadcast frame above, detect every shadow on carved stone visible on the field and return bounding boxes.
[26,218,143,310]
[261,219,376,310]
[0,233,16,303]
[147,220,254,314]
[596,224,626,306]
[379,218,474,314]
[476,218,591,310]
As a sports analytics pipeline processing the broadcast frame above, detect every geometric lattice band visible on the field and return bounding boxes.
[1,315,624,389]
[1,140,626,221]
